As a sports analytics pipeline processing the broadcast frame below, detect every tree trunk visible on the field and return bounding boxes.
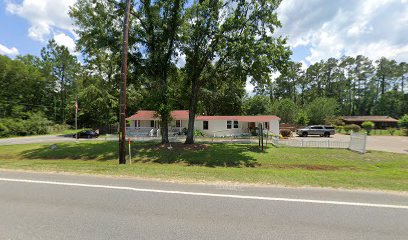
[185,79,199,144]
[161,116,169,144]
[159,87,170,144]
[381,76,385,95]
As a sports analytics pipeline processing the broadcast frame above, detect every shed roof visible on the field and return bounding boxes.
[341,116,398,122]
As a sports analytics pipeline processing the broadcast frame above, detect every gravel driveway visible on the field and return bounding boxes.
[291,134,408,154]
[365,135,408,154]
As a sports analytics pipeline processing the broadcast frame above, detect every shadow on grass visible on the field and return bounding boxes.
[21,142,117,161]
[133,143,260,167]
[20,141,261,167]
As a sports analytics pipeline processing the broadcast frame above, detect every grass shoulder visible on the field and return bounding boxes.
[0,141,406,191]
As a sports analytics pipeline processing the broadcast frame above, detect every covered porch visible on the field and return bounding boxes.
[126,120,187,137]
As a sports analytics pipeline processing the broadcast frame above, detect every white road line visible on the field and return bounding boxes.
[0,177,407,210]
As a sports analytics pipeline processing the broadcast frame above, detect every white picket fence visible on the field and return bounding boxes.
[349,133,367,153]
[271,133,367,153]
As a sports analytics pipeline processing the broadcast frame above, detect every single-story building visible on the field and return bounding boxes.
[126,110,280,137]
[341,116,399,129]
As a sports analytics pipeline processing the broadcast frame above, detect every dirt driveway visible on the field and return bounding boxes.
[292,134,408,154]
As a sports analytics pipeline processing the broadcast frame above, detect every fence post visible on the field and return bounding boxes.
[301,139,304,147]
[327,139,330,148]
[362,134,367,153]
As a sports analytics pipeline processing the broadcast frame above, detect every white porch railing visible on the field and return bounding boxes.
[126,127,185,137]
[212,129,249,138]
[126,127,157,137]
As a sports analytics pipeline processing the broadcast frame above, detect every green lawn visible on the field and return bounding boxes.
[0,141,407,191]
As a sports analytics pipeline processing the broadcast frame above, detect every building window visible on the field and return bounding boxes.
[234,120,239,128]
[150,120,155,128]
[176,120,181,127]
[227,120,232,129]
[203,121,209,130]
[264,122,269,130]
[135,120,140,128]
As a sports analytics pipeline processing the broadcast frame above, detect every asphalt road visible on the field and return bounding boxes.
[0,135,118,145]
[0,171,407,240]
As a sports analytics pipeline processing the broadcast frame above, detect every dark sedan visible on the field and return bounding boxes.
[73,130,99,139]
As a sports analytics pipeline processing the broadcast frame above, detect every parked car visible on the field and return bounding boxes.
[73,130,99,139]
[296,125,335,137]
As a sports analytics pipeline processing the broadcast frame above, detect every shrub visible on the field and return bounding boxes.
[335,125,344,133]
[361,121,375,135]
[3,118,27,136]
[344,124,361,134]
[0,113,51,137]
[279,129,292,138]
[194,130,205,137]
[387,127,396,136]
[399,114,408,136]
[0,123,10,137]
[25,112,51,135]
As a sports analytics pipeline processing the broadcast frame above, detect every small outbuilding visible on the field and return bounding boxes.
[341,116,399,129]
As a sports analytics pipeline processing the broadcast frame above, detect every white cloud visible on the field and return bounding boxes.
[0,43,19,56]
[54,33,76,53]
[277,0,408,64]
[6,0,77,42]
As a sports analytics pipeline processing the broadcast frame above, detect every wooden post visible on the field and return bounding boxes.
[261,124,264,152]
[118,0,132,165]
[258,123,261,147]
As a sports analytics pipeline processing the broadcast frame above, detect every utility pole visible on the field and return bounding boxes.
[119,0,131,164]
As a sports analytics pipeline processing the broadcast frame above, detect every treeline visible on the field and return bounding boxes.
[1,0,407,142]
[0,41,80,136]
[251,56,407,120]
[242,96,337,125]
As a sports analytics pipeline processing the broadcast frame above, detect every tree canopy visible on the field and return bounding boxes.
[1,0,407,140]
